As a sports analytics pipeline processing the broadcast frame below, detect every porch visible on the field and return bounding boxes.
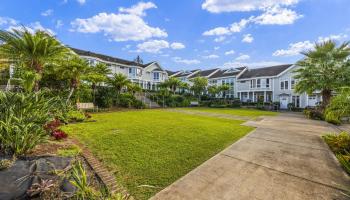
[238,91,273,103]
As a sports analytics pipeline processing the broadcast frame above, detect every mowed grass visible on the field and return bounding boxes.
[180,107,278,118]
[62,109,254,199]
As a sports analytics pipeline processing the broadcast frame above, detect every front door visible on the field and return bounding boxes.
[280,96,289,109]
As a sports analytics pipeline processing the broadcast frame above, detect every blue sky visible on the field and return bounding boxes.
[1,0,350,71]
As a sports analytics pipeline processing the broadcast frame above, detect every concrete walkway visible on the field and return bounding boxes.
[151,113,350,200]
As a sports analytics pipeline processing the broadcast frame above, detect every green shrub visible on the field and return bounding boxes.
[0,91,58,155]
[95,86,114,108]
[67,110,86,122]
[303,108,324,120]
[336,152,350,174]
[325,88,350,125]
[322,132,350,154]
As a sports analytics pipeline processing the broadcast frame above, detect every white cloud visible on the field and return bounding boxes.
[203,54,219,59]
[71,3,167,42]
[223,60,284,68]
[0,17,18,26]
[214,36,226,42]
[273,41,313,56]
[214,46,220,50]
[170,42,185,49]
[203,27,231,36]
[55,20,64,29]
[203,5,302,36]
[77,0,86,5]
[235,54,250,61]
[318,34,348,43]
[119,2,157,16]
[173,57,201,65]
[225,50,235,55]
[41,9,53,17]
[273,33,349,57]
[136,40,169,53]
[230,18,251,33]
[242,34,254,43]
[7,21,55,35]
[202,0,299,13]
[253,6,302,25]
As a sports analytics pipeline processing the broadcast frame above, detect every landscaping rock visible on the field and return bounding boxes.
[0,156,73,200]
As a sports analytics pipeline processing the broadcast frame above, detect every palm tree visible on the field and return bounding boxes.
[191,77,208,101]
[295,40,350,109]
[85,63,111,104]
[108,73,131,105]
[58,56,90,102]
[208,85,219,98]
[127,83,142,95]
[164,77,181,94]
[0,28,70,91]
[218,84,230,98]
[108,73,131,95]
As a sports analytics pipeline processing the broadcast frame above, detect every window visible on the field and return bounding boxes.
[257,79,261,88]
[280,80,289,90]
[280,81,284,90]
[153,72,160,81]
[291,80,295,89]
[292,96,300,108]
[250,79,256,88]
[266,79,270,88]
[129,68,136,78]
[308,95,316,100]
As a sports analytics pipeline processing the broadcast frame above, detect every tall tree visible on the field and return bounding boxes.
[164,77,182,94]
[208,85,219,98]
[0,28,70,91]
[107,73,131,95]
[127,83,142,95]
[190,77,208,101]
[295,40,350,109]
[58,56,90,102]
[85,63,111,104]
[218,84,230,98]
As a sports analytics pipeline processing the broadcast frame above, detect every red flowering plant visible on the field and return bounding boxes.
[52,129,68,140]
[44,119,68,140]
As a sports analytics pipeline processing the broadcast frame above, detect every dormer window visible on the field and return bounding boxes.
[224,68,238,74]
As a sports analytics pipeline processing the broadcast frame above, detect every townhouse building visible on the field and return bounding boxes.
[71,48,168,90]
[236,64,321,109]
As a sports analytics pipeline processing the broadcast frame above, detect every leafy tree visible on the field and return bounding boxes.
[85,63,111,104]
[107,73,131,95]
[208,85,219,97]
[0,28,70,91]
[218,84,230,98]
[127,83,142,95]
[190,77,208,101]
[57,56,90,102]
[179,82,189,94]
[107,73,131,106]
[163,77,182,94]
[325,87,350,124]
[295,40,350,109]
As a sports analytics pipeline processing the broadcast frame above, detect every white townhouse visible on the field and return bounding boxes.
[71,48,168,90]
[207,67,246,98]
[236,64,322,109]
[169,69,201,85]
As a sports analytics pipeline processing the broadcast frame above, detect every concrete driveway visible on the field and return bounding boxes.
[151,113,350,200]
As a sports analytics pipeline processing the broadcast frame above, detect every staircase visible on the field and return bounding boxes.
[135,92,162,108]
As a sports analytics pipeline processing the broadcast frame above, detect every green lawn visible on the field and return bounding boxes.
[179,107,278,118]
[63,109,255,199]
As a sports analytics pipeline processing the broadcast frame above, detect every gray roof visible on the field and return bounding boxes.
[173,69,199,78]
[166,70,179,76]
[238,64,293,79]
[210,67,246,79]
[188,68,219,78]
[71,47,149,68]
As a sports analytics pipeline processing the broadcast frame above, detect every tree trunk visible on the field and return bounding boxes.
[67,87,75,104]
[321,89,332,109]
[92,83,96,105]
[33,62,43,92]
